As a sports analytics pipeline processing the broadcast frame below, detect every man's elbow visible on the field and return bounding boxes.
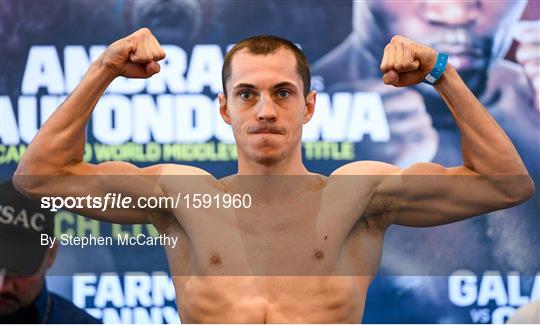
[519,176,536,202]
[500,175,535,206]
[12,173,40,199]
[12,162,63,199]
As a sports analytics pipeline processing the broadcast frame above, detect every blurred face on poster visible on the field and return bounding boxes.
[220,48,315,166]
[366,0,527,71]
[132,0,202,44]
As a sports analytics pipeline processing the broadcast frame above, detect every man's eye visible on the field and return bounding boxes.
[277,89,290,98]
[239,91,253,100]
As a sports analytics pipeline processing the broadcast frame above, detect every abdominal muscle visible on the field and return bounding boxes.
[174,275,370,323]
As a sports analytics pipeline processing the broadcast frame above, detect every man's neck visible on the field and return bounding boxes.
[237,148,310,176]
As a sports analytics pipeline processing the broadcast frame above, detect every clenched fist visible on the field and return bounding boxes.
[97,27,166,79]
[380,35,438,87]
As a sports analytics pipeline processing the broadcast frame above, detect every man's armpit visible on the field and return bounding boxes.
[350,193,395,236]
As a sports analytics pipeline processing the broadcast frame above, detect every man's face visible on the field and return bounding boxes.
[0,247,55,315]
[220,48,315,166]
[0,272,43,315]
[368,1,526,71]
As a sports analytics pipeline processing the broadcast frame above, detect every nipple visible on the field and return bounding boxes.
[314,250,325,261]
[209,254,222,266]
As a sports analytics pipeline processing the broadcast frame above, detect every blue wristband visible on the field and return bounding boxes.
[423,53,448,85]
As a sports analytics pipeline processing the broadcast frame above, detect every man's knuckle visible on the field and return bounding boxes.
[127,33,137,43]
[130,34,143,47]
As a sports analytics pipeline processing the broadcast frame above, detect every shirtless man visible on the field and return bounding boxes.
[13,28,534,323]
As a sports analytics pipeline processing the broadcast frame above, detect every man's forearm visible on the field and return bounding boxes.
[434,64,530,176]
[16,62,114,175]
[16,28,165,177]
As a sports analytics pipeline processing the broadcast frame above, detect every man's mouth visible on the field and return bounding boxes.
[0,295,19,307]
[252,130,283,134]
[248,126,285,135]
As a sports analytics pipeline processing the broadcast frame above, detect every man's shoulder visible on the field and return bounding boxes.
[48,292,101,323]
[331,161,400,176]
[157,163,212,176]
[156,164,223,194]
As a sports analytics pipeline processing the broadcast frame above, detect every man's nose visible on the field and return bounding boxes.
[422,0,480,27]
[256,95,278,122]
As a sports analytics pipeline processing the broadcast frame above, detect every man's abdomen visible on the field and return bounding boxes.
[176,276,368,323]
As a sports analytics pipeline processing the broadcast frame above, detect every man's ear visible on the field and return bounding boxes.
[218,93,231,125]
[303,90,316,124]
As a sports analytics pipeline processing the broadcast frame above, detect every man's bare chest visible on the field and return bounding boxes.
[161,179,386,276]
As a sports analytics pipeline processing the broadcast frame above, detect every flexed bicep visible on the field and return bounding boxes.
[376,163,532,227]
[13,161,170,224]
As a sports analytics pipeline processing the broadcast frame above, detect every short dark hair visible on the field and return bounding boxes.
[222,35,311,97]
